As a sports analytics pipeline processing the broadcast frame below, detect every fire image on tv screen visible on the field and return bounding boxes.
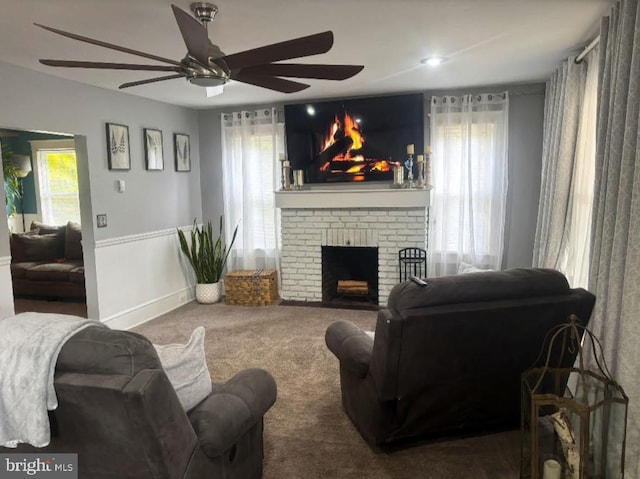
[284,93,424,183]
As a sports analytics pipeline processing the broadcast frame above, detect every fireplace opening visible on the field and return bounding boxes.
[322,246,378,306]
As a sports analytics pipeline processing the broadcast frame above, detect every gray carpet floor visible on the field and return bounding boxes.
[135,302,522,478]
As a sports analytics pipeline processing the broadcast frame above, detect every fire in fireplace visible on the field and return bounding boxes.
[317,111,395,182]
[284,93,424,184]
[322,246,378,306]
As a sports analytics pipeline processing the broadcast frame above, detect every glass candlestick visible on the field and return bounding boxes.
[404,154,414,188]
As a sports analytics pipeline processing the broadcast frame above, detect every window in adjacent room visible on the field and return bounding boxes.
[29,139,80,225]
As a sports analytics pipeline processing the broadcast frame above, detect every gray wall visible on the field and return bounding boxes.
[0,60,202,318]
[198,85,545,270]
[0,60,202,242]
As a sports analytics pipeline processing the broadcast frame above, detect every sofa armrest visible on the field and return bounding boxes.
[187,368,276,459]
[325,320,374,378]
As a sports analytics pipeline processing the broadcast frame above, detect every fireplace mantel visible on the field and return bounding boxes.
[275,188,430,209]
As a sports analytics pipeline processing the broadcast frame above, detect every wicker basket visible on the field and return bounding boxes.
[224,270,279,306]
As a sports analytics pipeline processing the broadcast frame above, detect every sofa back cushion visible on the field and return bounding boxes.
[56,326,162,377]
[10,233,63,262]
[64,221,83,260]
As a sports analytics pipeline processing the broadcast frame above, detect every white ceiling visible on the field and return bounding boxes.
[0,0,612,109]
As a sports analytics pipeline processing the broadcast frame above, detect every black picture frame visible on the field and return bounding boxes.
[144,128,164,171]
[106,123,131,170]
[174,133,191,172]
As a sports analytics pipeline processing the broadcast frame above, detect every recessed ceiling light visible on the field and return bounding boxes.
[421,56,447,67]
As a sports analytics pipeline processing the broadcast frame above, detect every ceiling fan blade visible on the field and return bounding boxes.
[232,72,309,93]
[119,74,185,89]
[34,23,182,67]
[40,59,181,72]
[222,31,334,71]
[170,4,210,65]
[239,63,364,80]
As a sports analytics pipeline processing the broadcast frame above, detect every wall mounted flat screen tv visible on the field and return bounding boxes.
[284,93,424,184]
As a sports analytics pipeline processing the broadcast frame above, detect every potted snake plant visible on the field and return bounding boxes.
[177,216,238,304]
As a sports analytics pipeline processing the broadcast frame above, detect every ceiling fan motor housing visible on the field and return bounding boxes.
[190,2,218,23]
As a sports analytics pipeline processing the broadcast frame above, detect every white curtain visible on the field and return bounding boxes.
[533,49,598,289]
[428,92,509,276]
[221,108,284,277]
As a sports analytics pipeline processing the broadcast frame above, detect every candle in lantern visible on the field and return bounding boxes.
[542,459,561,479]
[407,144,415,155]
[283,160,290,167]
[416,154,424,163]
[426,145,433,154]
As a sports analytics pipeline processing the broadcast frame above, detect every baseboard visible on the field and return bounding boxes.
[102,287,194,330]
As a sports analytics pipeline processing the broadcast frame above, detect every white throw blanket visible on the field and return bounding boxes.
[0,312,105,447]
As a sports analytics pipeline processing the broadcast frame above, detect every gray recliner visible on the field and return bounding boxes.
[326,268,595,448]
[2,326,276,478]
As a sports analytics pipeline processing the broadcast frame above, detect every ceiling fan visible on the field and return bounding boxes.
[35,2,364,96]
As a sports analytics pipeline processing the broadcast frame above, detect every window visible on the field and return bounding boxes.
[30,139,80,225]
[428,93,509,276]
[221,109,283,272]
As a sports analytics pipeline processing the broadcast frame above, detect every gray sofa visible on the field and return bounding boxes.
[10,221,85,299]
[2,325,277,478]
[326,268,596,448]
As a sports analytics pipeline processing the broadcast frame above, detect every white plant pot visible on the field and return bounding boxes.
[195,282,222,304]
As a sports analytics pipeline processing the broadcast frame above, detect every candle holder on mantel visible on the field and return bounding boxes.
[416,154,425,189]
[425,148,433,189]
[404,143,415,188]
[280,156,292,191]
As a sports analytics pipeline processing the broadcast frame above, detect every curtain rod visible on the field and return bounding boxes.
[575,36,600,64]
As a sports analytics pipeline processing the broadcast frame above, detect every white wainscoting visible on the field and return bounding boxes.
[94,227,195,330]
[0,255,15,319]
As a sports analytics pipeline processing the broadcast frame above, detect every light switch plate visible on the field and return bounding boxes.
[97,214,107,228]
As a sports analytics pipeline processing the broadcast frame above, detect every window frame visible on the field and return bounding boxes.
[28,139,78,225]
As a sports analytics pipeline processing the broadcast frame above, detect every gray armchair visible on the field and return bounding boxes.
[326,268,595,448]
[2,326,276,478]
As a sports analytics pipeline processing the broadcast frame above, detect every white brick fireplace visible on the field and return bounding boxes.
[275,188,430,306]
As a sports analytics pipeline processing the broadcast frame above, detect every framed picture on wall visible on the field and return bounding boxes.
[174,133,190,172]
[106,122,131,170]
[143,128,164,171]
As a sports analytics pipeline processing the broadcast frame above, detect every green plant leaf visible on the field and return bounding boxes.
[176,215,238,284]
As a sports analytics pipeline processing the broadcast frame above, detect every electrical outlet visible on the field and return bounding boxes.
[179,294,187,304]
[97,214,107,228]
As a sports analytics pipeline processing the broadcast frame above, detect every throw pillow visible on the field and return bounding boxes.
[153,327,212,411]
[64,221,83,260]
[30,221,65,235]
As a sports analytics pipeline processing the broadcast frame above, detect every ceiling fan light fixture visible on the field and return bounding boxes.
[421,56,448,67]
[206,84,224,97]
[188,75,227,87]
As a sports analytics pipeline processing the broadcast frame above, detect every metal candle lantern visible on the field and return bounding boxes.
[520,316,628,479]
